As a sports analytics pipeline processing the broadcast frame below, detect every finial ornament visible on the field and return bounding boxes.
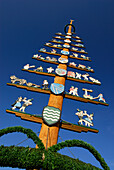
[70,19,74,24]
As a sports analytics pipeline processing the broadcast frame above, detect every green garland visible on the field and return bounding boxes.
[0,126,110,170]
[48,140,110,170]
[0,126,45,150]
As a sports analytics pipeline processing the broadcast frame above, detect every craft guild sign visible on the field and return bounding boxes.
[55,68,67,76]
[58,57,68,63]
[61,50,69,55]
[50,83,64,94]
[42,106,61,126]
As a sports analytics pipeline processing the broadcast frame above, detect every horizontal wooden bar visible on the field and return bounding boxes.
[7,83,108,106]
[21,69,99,85]
[32,57,59,65]
[39,50,89,56]
[65,93,109,106]
[7,83,51,94]
[22,69,56,77]
[6,109,98,133]
[68,65,94,73]
[55,33,82,40]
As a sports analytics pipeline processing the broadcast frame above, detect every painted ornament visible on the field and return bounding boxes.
[19,97,33,112]
[75,109,94,127]
[64,39,71,43]
[61,50,69,55]
[63,44,70,48]
[58,57,68,64]
[47,67,54,73]
[42,106,61,126]
[50,83,64,94]
[65,35,71,39]
[55,68,67,76]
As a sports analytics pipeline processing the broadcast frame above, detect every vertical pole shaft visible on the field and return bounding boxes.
[39,20,73,149]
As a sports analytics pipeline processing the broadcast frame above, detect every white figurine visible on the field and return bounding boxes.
[80,49,85,52]
[51,49,56,54]
[69,86,79,96]
[72,47,78,51]
[94,93,106,103]
[35,66,43,72]
[53,44,58,47]
[82,73,89,81]
[40,48,46,52]
[82,88,93,100]
[46,56,51,61]
[19,97,33,112]
[42,80,49,89]
[75,72,81,79]
[78,64,86,69]
[75,109,94,127]
[11,96,23,110]
[69,62,77,67]
[80,55,87,59]
[46,42,52,46]
[47,67,54,73]
[72,53,78,58]
[23,64,35,70]
[89,77,101,84]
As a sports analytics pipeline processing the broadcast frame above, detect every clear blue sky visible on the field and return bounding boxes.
[0,0,114,169]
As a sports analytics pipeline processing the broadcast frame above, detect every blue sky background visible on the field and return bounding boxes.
[0,0,114,169]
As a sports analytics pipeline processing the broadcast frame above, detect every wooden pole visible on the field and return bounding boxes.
[38,20,73,149]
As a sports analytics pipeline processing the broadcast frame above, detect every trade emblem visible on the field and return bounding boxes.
[64,39,71,43]
[42,106,61,126]
[61,50,69,55]
[58,57,68,63]
[63,44,70,48]
[50,83,64,94]
[55,68,67,76]
[65,35,71,39]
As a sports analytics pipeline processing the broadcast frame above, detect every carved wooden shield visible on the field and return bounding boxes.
[61,50,69,55]
[50,83,64,94]
[58,57,68,63]
[55,68,67,76]
[63,44,70,48]
[42,106,61,126]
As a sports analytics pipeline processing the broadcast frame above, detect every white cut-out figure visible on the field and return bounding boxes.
[69,62,77,67]
[80,55,86,59]
[80,49,85,52]
[23,64,35,70]
[47,67,54,73]
[78,64,86,69]
[94,93,106,103]
[82,88,93,100]
[19,97,33,112]
[42,80,49,89]
[46,42,52,46]
[89,77,101,84]
[40,48,46,52]
[35,66,43,72]
[72,47,78,51]
[73,53,78,58]
[75,72,81,79]
[82,73,89,81]
[51,49,56,54]
[11,96,22,110]
[75,109,94,127]
[69,86,79,96]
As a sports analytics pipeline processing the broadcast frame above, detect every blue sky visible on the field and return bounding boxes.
[0,0,114,169]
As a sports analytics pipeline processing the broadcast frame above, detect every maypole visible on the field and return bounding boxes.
[3,19,109,169]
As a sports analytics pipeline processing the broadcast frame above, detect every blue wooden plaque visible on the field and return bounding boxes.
[61,50,69,55]
[50,83,64,94]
